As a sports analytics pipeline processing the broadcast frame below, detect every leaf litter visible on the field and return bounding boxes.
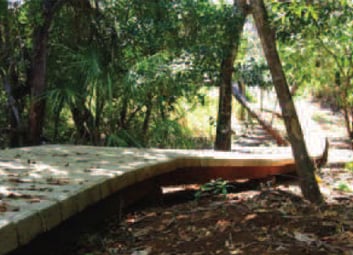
[61,178,353,255]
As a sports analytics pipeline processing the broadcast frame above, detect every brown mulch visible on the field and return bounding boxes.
[69,182,353,255]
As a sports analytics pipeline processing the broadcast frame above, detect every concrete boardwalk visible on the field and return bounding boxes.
[0,143,327,255]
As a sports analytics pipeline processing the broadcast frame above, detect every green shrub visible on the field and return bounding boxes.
[147,119,195,149]
[345,162,353,172]
[336,182,352,193]
[195,178,231,200]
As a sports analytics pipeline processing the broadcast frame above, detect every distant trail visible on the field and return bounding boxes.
[295,97,353,164]
[231,90,353,163]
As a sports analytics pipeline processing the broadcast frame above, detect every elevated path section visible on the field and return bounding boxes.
[0,143,326,255]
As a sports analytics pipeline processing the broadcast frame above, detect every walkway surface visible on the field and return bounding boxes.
[0,145,307,255]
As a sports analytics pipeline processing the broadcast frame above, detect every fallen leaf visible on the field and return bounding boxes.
[178,229,192,241]
[176,214,189,220]
[0,201,7,212]
[134,227,154,238]
[131,247,152,255]
[28,198,41,203]
[294,231,318,244]
[242,213,257,222]
[46,177,70,185]
[216,219,231,232]
[8,178,32,183]
[334,231,353,242]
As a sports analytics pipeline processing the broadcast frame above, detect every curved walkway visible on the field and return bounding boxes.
[0,142,327,255]
[0,97,350,255]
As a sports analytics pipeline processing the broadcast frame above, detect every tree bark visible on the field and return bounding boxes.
[232,84,288,146]
[28,26,49,145]
[1,2,28,147]
[71,107,87,143]
[28,0,67,145]
[215,0,248,151]
[70,100,95,144]
[342,78,353,141]
[119,98,129,129]
[343,107,352,138]
[3,78,24,147]
[238,80,246,121]
[142,94,153,144]
[250,0,323,204]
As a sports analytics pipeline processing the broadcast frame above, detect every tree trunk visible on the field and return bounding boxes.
[71,106,88,143]
[70,104,95,144]
[260,87,264,112]
[1,2,25,147]
[239,80,246,121]
[232,84,288,146]
[3,78,24,147]
[142,94,153,143]
[343,107,352,138]
[28,26,49,145]
[28,0,66,145]
[351,108,353,141]
[342,78,353,141]
[215,0,248,151]
[53,100,64,142]
[251,0,323,204]
[119,98,129,129]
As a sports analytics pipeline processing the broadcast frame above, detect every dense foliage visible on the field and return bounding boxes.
[0,0,352,148]
[271,1,353,140]
[0,0,236,148]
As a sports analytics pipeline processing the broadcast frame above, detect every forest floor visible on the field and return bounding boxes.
[23,98,353,255]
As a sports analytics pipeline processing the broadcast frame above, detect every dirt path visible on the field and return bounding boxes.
[233,95,353,163]
[296,98,352,162]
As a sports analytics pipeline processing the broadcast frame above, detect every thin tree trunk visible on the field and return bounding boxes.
[251,0,323,204]
[215,52,233,151]
[232,84,288,146]
[3,78,24,146]
[28,26,49,145]
[119,98,128,129]
[342,78,353,140]
[28,0,67,145]
[70,103,95,144]
[142,94,153,143]
[239,80,246,121]
[351,108,353,140]
[1,3,26,147]
[53,100,64,142]
[71,106,88,143]
[343,107,350,136]
[260,87,264,112]
[215,0,248,151]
